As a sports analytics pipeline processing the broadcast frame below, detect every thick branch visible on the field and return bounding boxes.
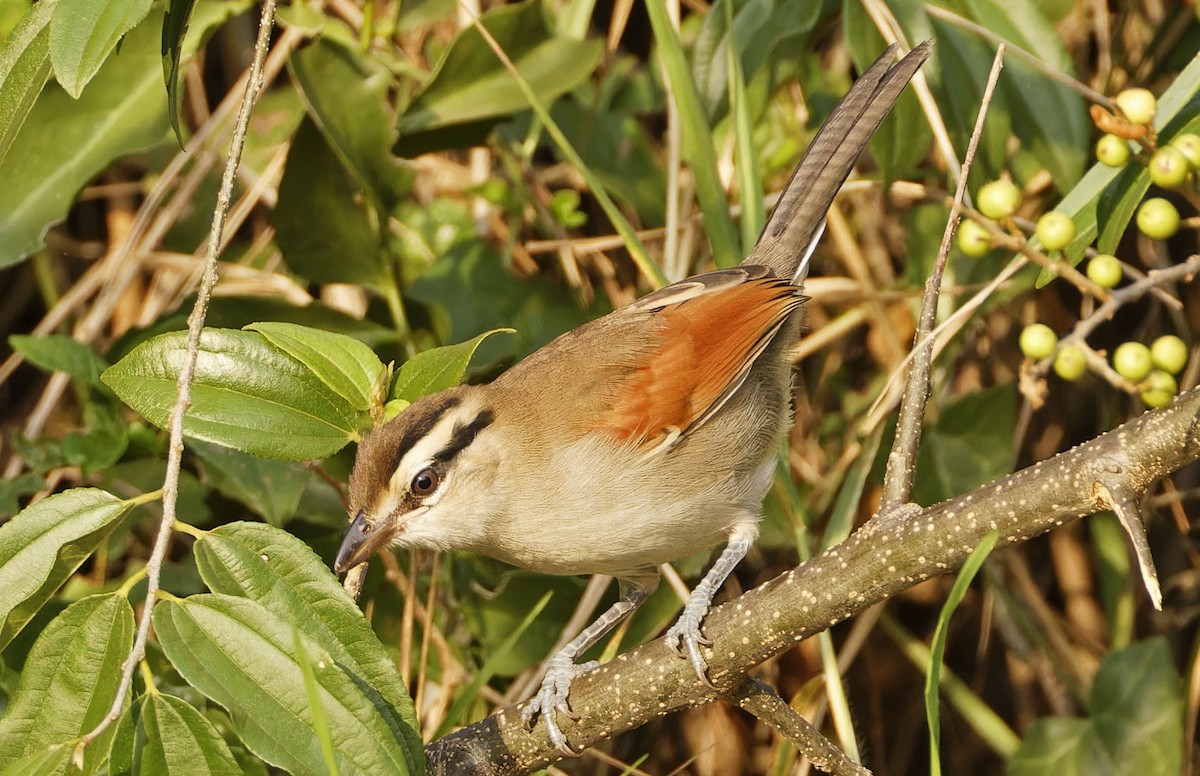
[426,388,1200,774]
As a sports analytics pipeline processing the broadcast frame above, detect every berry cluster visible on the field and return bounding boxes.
[960,88,1193,410]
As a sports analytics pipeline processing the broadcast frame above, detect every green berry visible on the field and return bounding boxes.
[957,220,992,258]
[1140,370,1178,408]
[1136,198,1180,240]
[1113,341,1153,382]
[1149,146,1190,189]
[1115,88,1157,125]
[1053,344,1087,381]
[1019,324,1058,360]
[1169,133,1200,169]
[978,179,1021,219]
[1086,254,1122,288]
[1035,212,1076,251]
[1150,335,1188,375]
[1095,134,1131,167]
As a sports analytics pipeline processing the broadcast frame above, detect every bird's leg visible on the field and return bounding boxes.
[522,572,658,755]
[666,522,756,685]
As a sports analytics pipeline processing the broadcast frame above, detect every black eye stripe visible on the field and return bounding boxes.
[433,409,495,466]
[391,395,462,476]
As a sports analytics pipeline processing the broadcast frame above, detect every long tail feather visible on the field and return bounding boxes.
[746,39,934,283]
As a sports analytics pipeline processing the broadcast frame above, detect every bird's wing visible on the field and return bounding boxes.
[594,268,804,450]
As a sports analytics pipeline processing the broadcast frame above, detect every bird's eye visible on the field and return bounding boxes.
[411,467,439,497]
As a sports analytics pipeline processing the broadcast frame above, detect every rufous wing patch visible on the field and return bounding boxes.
[599,275,802,449]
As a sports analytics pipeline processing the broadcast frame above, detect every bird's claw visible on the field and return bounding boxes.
[521,656,598,756]
[666,607,715,687]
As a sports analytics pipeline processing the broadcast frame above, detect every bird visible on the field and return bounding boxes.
[334,40,933,755]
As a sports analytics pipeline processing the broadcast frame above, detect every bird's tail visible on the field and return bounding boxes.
[745,39,934,284]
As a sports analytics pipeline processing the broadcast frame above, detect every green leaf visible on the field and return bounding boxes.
[108,693,241,776]
[154,595,421,776]
[394,0,602,154]
[0,0,56,167]
[913,384,1016,505]
[161,0,197,143]
[0,6,167,266]
[192,522,423,769]
[0,593,134,772]
[102,328,368,460]
[549,98,666,225]
[273,116,387,289]
[1008,638,1183,776]
[0,745,72,776]
[691,0,820,117]
[289,35,411,211]
[926,535,996,776]
[965,0,1087,191]
[644,0,740,265]
[391,328,512,402]
[0,488,133,650]
[408,239,601,363]
[246,322,386,413]
[8,333,109,385]
[190,441,311,527]
[49,0,152,98]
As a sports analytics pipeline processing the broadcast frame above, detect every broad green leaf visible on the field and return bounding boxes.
[691,0,820,117]
[1008,638,1183,776]
[644,0,740,265]
[192,522,422,769]
[289,35,411,211]
[0,488,133,649]
[395,0,602,154]
[246,322,386,413]
[964,0,1087,191]
[549,98,666,225]
[8,333,108,385]
[102,328,367,460]
[190,441,311,527]
[0,744,72,776]
[408,239,601,363]
[912,383,1016,506]
[108,693,241,776]
[0,0,55,167]
[111,294,395,361]
[273,117,387,289]
[0,593,134,772]
[391,328,512,402]
[49,0,152,97]
[161,0,197,142]
[154,595,420,776]
[0,6,167,266]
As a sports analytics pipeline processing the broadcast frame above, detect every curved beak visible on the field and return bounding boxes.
[334,510,389,573]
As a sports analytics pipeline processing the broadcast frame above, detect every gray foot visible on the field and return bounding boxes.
[520,654,599,756]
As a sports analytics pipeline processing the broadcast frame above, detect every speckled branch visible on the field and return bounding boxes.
[425,388,1200,774]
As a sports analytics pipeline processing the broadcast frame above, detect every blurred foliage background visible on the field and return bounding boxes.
[1,0,1199,773]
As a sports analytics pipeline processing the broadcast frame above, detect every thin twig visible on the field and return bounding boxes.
[880,45,1006,510]
[73,0,278,755]
[730,678,871,776]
